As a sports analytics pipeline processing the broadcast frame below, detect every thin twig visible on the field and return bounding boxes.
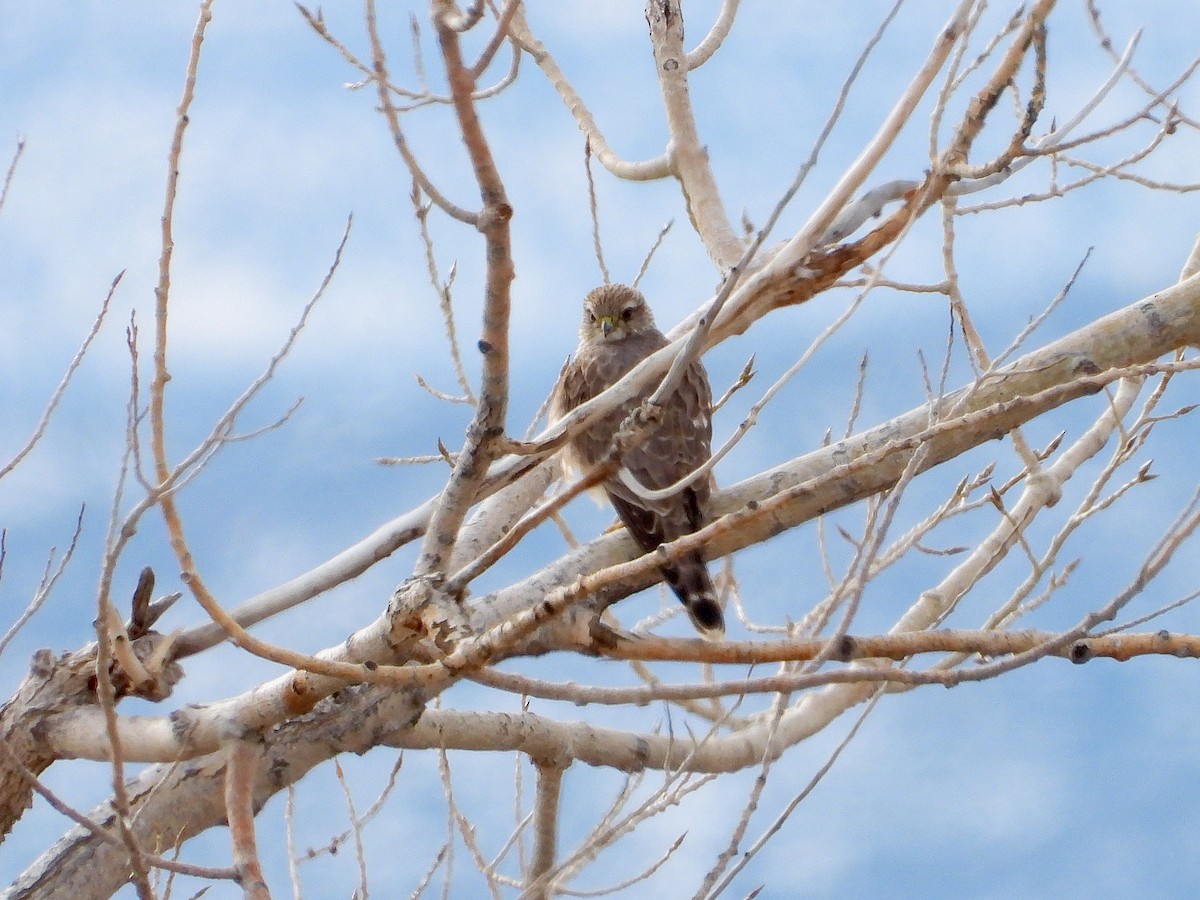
[631,220,674,291]
[333,760,370,900]
[411,179,477,404]
[0,507,84,656]
[584,139,610,285]
[365,2,476,224]
[0,136,26,216]
[701,690,884,898]
[1,273,118,481]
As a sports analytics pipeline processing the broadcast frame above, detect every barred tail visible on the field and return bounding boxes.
[662,550,725,640]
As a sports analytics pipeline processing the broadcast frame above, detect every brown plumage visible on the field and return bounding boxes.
[551,284,724,638]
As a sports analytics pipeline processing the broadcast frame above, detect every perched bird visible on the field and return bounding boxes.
[552,284,724,638]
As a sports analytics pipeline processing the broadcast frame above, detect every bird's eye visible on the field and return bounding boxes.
[587,311,597,323]
[621,307,634,321]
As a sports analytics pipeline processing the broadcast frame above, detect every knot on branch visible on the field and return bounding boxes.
[1026,469,1063,507]
[476,201,512,235]
[101,632,185,702]
[1069,640,1094,664]
[387,576,472,660]
[836,634,857,661]
[583,613,624,652]
[21,648,104,715]
[91,567,185,702]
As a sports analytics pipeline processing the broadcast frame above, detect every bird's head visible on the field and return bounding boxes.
[580,284,656,342]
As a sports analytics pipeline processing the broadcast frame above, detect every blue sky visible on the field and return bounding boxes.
[3,2,1200,896]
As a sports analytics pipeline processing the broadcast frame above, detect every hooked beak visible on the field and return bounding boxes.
[599,316,616,337]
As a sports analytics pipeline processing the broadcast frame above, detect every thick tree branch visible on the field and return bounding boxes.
[646,0,743,267]
[413,0,515,579]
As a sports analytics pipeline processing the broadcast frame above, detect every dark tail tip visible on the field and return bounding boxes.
[662,552,725,640]
[686,595,725,641]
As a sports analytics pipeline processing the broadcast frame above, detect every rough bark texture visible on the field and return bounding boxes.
[3,685,424,900]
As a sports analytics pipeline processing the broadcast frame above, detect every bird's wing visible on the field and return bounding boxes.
[612,359,714,516]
